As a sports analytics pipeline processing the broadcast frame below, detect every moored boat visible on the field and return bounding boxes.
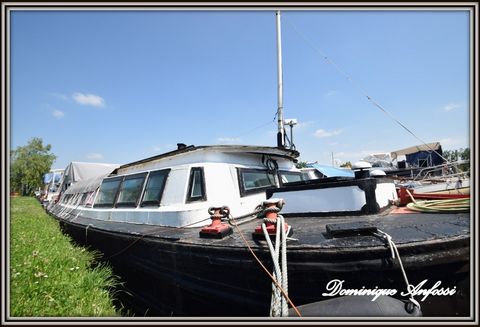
[47,143,470,317]
[45,11,470,318]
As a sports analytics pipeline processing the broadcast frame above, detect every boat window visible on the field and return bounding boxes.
[85,191,96,207]
[238,168,277,196]
[141,169,170,207]
[94,177,122,208]
[116,173,147,208]
[186,167,206,202]
[80,193,89,205]
[279,171,304,185]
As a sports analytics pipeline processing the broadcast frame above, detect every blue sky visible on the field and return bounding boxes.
[10,9,470,169]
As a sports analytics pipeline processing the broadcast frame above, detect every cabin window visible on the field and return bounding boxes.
[279,171,304,185]
[72,194,80,206]
[186,167,206,202]
[238,168,277,196]
[116,173,147,208]
[85,191,96,207]
[141,169,170,207]
[80,193,88,205]
[94,177,122,208]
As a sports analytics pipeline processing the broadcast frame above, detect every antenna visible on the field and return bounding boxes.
[284,118,297,150]
[276,11,285,148]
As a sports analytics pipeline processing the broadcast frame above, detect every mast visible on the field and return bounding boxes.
[276,10,285,148]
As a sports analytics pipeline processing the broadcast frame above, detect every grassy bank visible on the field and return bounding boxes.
[9,196,120,317]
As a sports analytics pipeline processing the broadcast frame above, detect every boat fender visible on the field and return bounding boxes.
[288,295,422,316]
[199,206,233,239]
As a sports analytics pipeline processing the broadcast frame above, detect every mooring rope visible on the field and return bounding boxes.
[228,213,302,317]
[262,215,289,317]
[374,229,421,310]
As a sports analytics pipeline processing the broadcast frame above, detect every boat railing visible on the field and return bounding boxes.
[412,160,470,182]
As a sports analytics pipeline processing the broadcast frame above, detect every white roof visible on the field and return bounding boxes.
[391,142,441,159]
[117,145,299,174]
[60,162,120,188]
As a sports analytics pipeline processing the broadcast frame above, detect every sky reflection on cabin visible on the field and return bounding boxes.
[10,9,470,169]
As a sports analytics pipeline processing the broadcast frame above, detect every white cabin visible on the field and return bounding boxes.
[54,145,301,227]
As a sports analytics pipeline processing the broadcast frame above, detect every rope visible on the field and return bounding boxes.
[406,198,470,213]
[283,16,452,166]
[228,214,302,317]
[374,229,421,310]
[262,215,289,317]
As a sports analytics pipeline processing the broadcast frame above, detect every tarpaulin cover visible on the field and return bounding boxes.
[43,173,53,184]
[64,175,107,195]
[405,149,444,167]
[307,163,355,178]
[43,170,63,184]
[362,153,393,168]
[59,162,119,192]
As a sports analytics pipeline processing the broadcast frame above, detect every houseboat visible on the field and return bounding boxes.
[47,143,470,317]
[46,11,470,317]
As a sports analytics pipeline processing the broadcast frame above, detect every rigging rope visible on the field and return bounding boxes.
[283,17,452,166]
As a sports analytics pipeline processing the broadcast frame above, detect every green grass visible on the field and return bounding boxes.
[10,196,120,317]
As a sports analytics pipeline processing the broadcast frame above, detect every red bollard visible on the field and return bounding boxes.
[253,199,291,239]
[199,206,233,239]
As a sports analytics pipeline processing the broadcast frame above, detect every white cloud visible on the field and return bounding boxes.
[294,121,314,129]
[216,137,241,143]
[52,110,64,118]
[324,90,338,97]
[443,102,461,112]
[313,129,343,138]
[86,153,104,160]
[72,92,105,107]
[439,137,469,149]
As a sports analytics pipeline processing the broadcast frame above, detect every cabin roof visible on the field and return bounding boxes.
[117,145,299,170]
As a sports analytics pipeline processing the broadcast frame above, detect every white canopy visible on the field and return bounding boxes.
[391,142,441,160]
[59,162,120,192]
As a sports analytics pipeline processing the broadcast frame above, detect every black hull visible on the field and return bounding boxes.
[54,211,470,317]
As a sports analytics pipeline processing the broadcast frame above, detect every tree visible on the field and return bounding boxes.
[443,147,470,162]
[442,147,470,173]
[295,161,308,169]
[340,161,352,168]
[10,138,56,196]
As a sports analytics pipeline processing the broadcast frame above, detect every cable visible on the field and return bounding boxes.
[283,16,452,165]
